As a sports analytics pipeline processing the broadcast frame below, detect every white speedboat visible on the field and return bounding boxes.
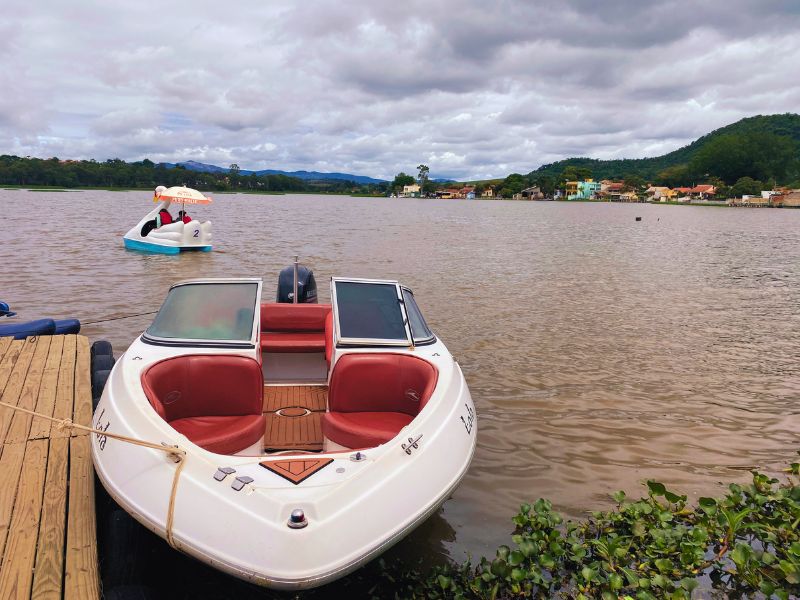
[91,271,476,589]
[123,186,213,254]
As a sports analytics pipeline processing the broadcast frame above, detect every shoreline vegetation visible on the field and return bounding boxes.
[376,455,800,600]
[2,114,799,205]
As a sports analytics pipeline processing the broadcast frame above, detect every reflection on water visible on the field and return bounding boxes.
[3,190,800,588]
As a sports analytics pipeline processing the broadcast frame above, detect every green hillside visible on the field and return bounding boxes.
[526,113,800,185]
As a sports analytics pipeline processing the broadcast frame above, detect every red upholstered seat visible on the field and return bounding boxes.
[169,415,266,455]
[260,332,326,353]
[260,303,331,353]
[142,355,265,454]
[322,412,414,448]
[322,353,438,449]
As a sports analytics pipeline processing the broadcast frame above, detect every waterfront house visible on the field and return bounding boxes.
[567,179,601,200]
[513,186,545,200]
[645,186,675,202]
[400,183,421,198]
[619,191,640,202]
[602,181,625,201]
[774,190,800,207]
[481,187,494,198]
[437,188,461,199]
[689,185,716,200]
[459,186,476,199]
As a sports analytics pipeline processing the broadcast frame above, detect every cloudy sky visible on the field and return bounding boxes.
[2,0,799,180]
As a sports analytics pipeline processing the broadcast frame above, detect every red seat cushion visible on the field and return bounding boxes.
[322,353,438,448]
[142,355,265,454]
[170,415,265,455]
[260,304,331,332]
[260,332,326,353]
[322,412,414,448]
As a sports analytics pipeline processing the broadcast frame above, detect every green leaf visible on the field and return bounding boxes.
[698,497,717,514]
[778,559,800,584]
[510,567,526,582]
[437,575,451,589]
[679,577,698,592]
[496,545,510,561]
[651,573,668,588]
[520,503,531,514]
[613,490,626,503]
[647,481,667,496]
[518,540,536,558]
[609,573,624,590]
[632,519,647,537]
[654,558,673,573]
[581,566,596,582]
[731,543,752,568]
[508,550,525,567]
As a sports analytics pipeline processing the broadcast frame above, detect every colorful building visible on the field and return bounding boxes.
[567,179,601,200]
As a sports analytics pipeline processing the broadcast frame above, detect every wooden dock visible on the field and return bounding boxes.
[0,335,99,600]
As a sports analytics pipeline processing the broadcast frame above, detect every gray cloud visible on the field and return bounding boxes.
[1,0,798,180]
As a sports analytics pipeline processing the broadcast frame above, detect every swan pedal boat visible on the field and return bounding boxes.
[122,186,213,254]
[91,276,477,589]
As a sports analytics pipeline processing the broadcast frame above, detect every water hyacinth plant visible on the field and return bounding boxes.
[378,454,800,599]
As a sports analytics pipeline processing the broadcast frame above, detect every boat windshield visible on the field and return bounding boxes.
[145,281,259,345]
[332,279,412,346]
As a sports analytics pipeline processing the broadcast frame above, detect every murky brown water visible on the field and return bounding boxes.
[2,189,799,592]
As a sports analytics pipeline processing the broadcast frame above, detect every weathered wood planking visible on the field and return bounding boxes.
[0,439,48,599]
[0,335,99,600]
[64,435,99,599]
[29,336,64,441]
[31,437,68,600]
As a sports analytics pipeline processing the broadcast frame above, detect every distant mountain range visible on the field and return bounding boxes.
[160,160,387,184]
[527,113,800,182]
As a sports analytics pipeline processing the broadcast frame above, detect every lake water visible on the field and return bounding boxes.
[2,189,799,595]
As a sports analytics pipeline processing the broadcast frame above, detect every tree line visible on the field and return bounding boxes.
[489,129,800,199]
[0,155,385,194]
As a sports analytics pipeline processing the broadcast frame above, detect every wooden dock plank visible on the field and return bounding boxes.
[0,439,49,600]
[0,443,26,565]
[72,337,93,434]
[64,435,99,599]
[0,337,12,362]
[30,437,69,600]
[0,338,40,445]
[6,337,51,444]
[0,339,24,399]
[29,336,65,440]
[51,336,76,439]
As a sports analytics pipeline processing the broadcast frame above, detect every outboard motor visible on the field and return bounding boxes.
[276,264,318,303]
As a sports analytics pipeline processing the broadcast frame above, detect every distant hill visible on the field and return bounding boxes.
[528,113,800,181]
[160,160,386,184]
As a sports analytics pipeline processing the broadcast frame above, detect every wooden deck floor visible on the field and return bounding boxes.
[0,335,99,600]
[263,385,327,452]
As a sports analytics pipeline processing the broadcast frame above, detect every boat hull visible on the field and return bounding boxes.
[91,339,476,589]
[123,200,213,254]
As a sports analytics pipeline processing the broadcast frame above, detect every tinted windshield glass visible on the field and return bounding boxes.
[402,289,434,342]
[147,282,257,341]
[335,281,407,342]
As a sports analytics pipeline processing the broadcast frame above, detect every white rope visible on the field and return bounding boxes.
[0,399,186,550]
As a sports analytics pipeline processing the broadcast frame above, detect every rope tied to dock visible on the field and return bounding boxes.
[0,398,187,550]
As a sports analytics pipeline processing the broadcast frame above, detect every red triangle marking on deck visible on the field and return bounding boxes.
[260,458,333,484]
